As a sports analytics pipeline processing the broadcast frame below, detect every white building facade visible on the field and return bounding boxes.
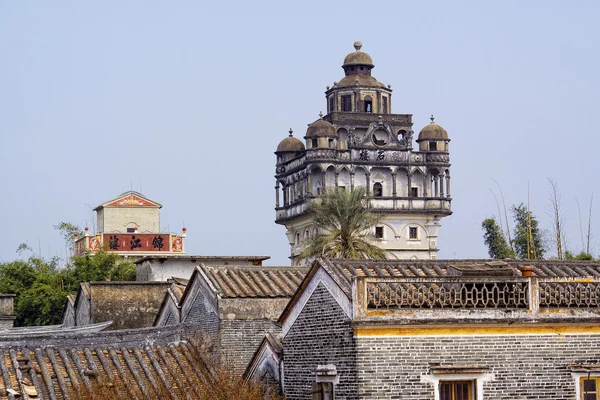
[275,42,452,264]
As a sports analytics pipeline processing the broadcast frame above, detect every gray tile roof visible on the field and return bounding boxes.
[199,265,309,298]
[0,343,209,399]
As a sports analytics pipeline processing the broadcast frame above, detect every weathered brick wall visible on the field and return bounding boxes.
[283,283,357,400]
[75,294,91,326]
[220,319,279,376]
[356,334,600,399]
[185,289,219,335]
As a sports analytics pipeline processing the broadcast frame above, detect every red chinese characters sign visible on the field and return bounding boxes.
[103,234,171,252]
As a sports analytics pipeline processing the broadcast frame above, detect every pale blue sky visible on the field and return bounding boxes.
[1,1,599,264]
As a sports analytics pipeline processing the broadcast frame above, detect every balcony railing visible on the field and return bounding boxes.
[354,276,600,320]
[366,279,529,309]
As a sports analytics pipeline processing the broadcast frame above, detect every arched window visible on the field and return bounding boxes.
[295,232,300,245]
[373,182,383,197]
[364,95,373,113]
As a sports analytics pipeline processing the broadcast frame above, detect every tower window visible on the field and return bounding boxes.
[409,227,418,239]
[375,226,384,239]
[382,96,388,114]
[373,182,383,197]
[311,138,318,148]
[364,95,373,113]
[329,97,334,113]
[341,95,352,112]
[328,138,335,148]
[430,141,438,151]
[411,187,418,197]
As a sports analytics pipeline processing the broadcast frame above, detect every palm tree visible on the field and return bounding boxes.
[300,187,388,260]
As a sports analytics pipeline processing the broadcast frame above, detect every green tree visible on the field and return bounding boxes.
[64,249,136,290]
[565,250,594,260]
[481,217,514,259]
[0,232,136,326]
[300,187,388,260]
[512,203,545,260]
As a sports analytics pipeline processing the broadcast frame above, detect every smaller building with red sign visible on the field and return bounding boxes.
[74,191,186,259]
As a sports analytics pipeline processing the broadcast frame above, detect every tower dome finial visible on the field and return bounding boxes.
[289,128,293,137]
[430,114,435,123]
[319,111,323,119]
[353,41,363,51]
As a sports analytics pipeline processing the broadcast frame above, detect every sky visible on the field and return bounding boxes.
[1,1,599,265]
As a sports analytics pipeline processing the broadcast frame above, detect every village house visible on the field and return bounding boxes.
[275,258,600,399]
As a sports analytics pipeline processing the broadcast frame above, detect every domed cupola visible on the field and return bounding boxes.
[342,41,374,75]
[276,129,305,163]
[417,115,450,152]
[326,42,391,114]
[305,112,337,149]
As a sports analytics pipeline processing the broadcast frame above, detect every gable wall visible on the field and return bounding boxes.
[283,283,357,400]
[101,207,159,233]
[220,319,280,376]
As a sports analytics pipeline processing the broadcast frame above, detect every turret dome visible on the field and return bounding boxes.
[342,41,375,68]
[305,115,336,138]
[417,116,449,141]
[277,129,305,152]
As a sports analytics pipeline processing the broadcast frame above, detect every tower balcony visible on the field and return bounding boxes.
[275,196,451,224]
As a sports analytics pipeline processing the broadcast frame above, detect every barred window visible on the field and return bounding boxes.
[312,382,334,400]
[582,377,600,400]
[409,226,418,239]
[440,381,474,400]
[341,95,352,112]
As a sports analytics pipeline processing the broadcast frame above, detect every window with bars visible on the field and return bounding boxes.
[582,377,600,400]
[439,381,474,400]
[312,382,334,400]
[341,95,352,112]
[409,226,418,239]
[382,96,388,114]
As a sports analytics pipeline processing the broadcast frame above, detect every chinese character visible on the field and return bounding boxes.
[377,150,385,161]
[152,236,164,250]
[130,235,142,250]
[108,236,119,250]
[359,150,369,161]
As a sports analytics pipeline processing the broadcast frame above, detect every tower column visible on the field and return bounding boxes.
[366,173,371,196]
[439,174,445,197]
[350,172,355,190]
[407,173,412,197]
[424,174,429,197]
[446,174,451,197]
[275,183,280,208]
[335,172,339,192]
[435,175,439,197]
[391,172,397,197]
[321,171,326,191]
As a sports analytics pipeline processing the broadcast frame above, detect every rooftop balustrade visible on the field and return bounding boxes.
[353,276,600,322]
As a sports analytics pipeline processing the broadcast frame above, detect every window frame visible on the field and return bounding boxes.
[439,380,475,400]
[373,182,383,197]
[375,226,384,239]
[578,375,600,399]
[409,226,418,240]
[422,371,492,400]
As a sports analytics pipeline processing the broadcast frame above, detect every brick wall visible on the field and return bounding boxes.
[220,319,280,376]
[356,334,600,399]
[283,283,358,400]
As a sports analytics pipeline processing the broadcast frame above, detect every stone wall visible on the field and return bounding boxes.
[220,319,280,376]
[356,334,600,399]
[283,283,357,400]
[90,282,170,330]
